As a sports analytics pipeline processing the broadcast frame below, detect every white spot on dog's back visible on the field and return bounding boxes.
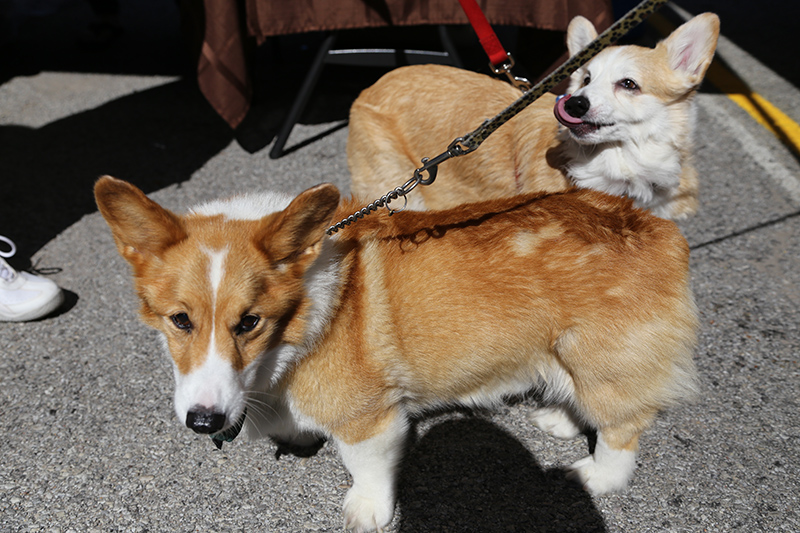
[510,224,563,256]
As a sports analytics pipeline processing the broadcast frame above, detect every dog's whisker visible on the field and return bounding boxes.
[244,395,288,429]
[241,399,281,441]
[244,397,280,419]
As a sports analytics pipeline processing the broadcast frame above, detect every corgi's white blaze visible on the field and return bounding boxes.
[205,247,228,299]
[562,44,696,215]
[178,193,345,440]
[170,246,247,429]
[172,339,245,427]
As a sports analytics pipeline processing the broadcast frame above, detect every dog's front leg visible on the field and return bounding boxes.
[336,411,408,532]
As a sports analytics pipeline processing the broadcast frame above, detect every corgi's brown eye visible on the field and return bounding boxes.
[236,314,260,335]
[171,313,192,331]
[618,78,639,91]
[583,75,591,86]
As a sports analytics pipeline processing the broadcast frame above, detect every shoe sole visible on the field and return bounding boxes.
[0,290,65,322]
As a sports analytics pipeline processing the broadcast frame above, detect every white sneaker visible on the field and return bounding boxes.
[0,236,64,322]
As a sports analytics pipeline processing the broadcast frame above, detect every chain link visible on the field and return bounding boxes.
[326,138,465,234]
[325,177,419,235]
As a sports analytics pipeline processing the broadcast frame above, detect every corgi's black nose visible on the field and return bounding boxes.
[186,407,227,434]
[564,95,590,118]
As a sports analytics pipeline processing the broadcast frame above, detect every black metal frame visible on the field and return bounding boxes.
[269,26,463,159]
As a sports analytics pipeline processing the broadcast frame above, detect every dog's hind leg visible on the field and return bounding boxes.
[336,409,409,532]
[553,309,696,494]
[567,415,653,495]
[531,405,584,440]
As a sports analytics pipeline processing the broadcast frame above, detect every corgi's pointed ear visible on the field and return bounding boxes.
[661,13,720,84]
[567,16,598,57]
[260,183,340,262]
[94,176,187,267]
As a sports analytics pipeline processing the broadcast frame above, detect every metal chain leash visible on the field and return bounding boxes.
[326,0,670,235]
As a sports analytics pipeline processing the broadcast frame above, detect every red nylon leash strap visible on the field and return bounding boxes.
[457,0,508,67]
[457,0,531,90]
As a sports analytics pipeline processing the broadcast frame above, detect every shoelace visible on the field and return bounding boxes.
[0,235,19,282]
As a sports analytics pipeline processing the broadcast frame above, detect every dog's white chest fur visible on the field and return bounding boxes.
[563,129,685,211]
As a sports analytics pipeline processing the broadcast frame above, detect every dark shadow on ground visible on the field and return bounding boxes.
[0,78,232,259]
[397,417,606,533]
[0,0,232,261]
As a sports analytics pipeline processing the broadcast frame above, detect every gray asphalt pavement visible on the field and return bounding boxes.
[1,1,798,532]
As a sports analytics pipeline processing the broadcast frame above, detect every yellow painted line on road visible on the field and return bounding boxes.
[648,13,800,156]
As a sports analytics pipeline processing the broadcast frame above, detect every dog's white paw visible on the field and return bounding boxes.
[567,446,636,495]
[531,406,582,439]
[343,487,394,532]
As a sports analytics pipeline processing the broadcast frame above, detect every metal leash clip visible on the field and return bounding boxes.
[387,149,452,215]
[409,135,473,190]
[326,136,476,233]
[491,53,532,92]
[412,150,449,186]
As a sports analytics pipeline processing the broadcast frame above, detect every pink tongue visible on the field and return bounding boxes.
[554,95,584,127]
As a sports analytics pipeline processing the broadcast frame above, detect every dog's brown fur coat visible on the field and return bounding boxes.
[96,177,698,531]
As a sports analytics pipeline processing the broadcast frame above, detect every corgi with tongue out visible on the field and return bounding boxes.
[348,13,719,219]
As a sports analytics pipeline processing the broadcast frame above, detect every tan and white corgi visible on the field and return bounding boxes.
[95,176,698,532]
[347,13,719,219]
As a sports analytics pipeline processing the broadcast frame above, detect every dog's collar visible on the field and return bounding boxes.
[211,408,247,450]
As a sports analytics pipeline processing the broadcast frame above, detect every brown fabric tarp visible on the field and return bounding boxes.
[197,0,614,128]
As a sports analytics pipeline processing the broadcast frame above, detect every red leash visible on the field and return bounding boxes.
[457,0,507,66]
[457,0,531,90]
